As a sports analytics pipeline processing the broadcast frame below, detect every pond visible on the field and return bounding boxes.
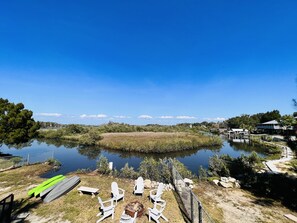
[0,138,267,178]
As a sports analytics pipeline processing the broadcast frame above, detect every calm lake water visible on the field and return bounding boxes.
[0,138,266,178]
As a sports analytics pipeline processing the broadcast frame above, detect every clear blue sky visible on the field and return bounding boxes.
[0,0,297,125]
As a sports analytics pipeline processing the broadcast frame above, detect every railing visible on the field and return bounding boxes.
[0,194,14,223]
[167,159,214,223]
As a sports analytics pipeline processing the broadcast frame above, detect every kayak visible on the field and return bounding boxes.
[40,177,66,197]
[28,175,64,196]
[43,176,80,203]
[34,176,66,197]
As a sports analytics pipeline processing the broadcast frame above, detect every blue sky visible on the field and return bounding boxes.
[0,0,297,125]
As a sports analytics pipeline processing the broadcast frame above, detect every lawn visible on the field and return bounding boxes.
[0,164,185,222]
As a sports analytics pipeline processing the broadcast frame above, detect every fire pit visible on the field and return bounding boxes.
[124,201,144,218]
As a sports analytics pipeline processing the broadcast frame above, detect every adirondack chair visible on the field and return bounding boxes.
[149,183,164,202]
[148,200,168,223]
[120,211,138,223]
[97,197,115,223]
[133,177,144,195]
[111,181,125,205]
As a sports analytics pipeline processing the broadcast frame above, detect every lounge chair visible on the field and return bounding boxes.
[149,183,164,203]
[111,181,125,205]
[97,197,115,222]
[120,211,138,223]
[133,177,144,195]
[148,200,168,223]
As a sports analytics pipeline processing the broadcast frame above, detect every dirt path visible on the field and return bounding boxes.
[193,182,297,223]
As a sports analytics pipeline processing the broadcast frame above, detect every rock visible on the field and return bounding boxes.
[184,178,193,185]
[213,179,219,186]
[228,177,236,183]
[234,182,241,188]
[220,177,228,183]
[144,179,152,189]
[218,181,233,188]
[151,181,158,188]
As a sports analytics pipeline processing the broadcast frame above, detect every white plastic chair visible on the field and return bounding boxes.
[148,200,168,223]
[120,211,138,223]
[133,177,144,195]
[111,181,125,205]
[97,197,115,223]
[149,183,164,202]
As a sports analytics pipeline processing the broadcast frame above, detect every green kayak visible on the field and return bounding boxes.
[34,176,66,197]
[28,175,64,196]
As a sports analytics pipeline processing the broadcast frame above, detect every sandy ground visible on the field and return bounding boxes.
[193,181,297,223]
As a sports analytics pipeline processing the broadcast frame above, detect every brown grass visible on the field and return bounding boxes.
[193,181,295,223]
[0,164,185,223]
[98,132,222,153]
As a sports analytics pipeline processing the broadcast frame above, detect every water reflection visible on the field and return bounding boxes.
[0,138,267,177]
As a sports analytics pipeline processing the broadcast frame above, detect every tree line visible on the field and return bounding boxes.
[226,110,297,130]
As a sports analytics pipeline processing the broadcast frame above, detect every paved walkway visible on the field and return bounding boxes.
[265,144,295,174]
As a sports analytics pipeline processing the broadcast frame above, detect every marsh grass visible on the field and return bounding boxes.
[39,126,222,153]
[98,132,222,153]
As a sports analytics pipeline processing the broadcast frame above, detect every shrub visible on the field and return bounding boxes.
[96,155,111,174]
[138,158,171,183]
[208,154,230,177]
[46,158,61,167]
[198,166,208,180]
[119,163,138,179]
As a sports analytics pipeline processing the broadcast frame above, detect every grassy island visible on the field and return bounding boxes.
[38,123,222,153]
[97,132,222,153]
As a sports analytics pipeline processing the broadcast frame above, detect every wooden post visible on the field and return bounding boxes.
[27,154,29,165]
[190,191,194,221]
[198,201,202,223]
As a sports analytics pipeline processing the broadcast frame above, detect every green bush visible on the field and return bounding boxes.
[46,158,61,167]
[138,158,171,183]
[119,163,138,179]
[198,165,208,180]
[208,154,230,177]
[96,155,111,174]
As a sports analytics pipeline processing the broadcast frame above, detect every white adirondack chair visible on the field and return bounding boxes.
[97,197,115,223]
[133,177,144,195]
[149,183,164,202]
[148,200,168,223]
[120,211,138,223]
[111,181,125,205]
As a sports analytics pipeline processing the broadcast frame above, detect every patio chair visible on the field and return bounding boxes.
[120,211,138,223]
[149,183,164,202]
[96,197,115,223]
[133,177,144,195]
[111,181,125,205]
[148,200,168,223]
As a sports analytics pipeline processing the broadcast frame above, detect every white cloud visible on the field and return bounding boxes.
[204,117,226,122]
[176,115,197,119]
[159,116,174,119]
[113,115,131,119]
[36,113,62,117]
[138,115,153,119]
[80,114,108,119]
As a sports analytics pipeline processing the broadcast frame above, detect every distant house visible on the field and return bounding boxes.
[227,128,249,138]
[256,120,283,134]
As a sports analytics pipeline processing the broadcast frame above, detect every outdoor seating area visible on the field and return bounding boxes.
[96,179,168,222]
[0,164,184,223]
